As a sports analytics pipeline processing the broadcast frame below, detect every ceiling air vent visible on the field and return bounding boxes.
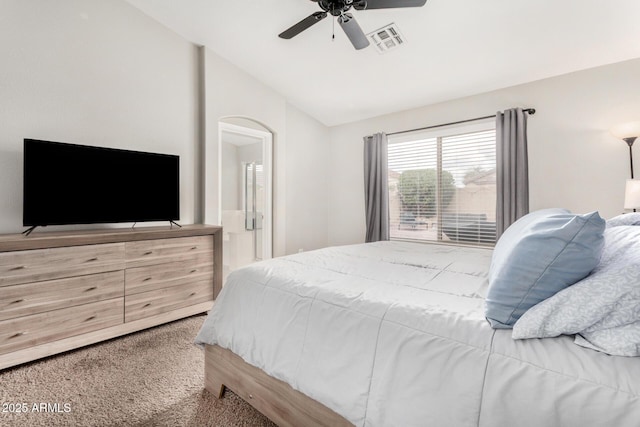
[367,23,405,54]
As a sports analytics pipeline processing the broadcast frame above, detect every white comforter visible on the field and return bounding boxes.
[195,241,640,427]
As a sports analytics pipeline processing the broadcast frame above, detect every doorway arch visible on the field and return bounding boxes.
[218,117,273,278]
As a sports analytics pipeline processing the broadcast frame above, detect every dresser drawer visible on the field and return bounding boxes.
[125,252,213,295]
[125,280,213,322]
[0,298,124,355]
[0,271,124,322]
[0,243,124,288]
[125,236,213,269]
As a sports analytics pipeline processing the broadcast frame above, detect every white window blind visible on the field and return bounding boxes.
[388,122,497,246]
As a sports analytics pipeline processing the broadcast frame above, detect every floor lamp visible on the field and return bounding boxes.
[611,121,640,178]
[612,121,640,211]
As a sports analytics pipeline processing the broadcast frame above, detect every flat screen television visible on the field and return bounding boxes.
[23,139,179,230]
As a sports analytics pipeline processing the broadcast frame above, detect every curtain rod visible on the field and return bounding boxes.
[386,108,536,137]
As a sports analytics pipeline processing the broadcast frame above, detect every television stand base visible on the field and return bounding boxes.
[130,221,181,229]
[22,225,38,236]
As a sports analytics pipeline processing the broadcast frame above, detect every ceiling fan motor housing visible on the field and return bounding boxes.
[317,0,355,16]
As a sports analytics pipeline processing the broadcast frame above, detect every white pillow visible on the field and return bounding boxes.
[607,212,640,227]
[512,225,640,356]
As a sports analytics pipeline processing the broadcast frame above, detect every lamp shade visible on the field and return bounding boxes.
[624,179,640,209]
[611,121,640,140]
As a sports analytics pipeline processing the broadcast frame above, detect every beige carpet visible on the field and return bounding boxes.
[0,314,276,427]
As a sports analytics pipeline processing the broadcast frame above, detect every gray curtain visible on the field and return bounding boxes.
[496,108,529,239]
[364,132,390,242]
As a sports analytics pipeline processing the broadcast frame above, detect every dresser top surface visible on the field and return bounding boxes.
[0,224,222,252]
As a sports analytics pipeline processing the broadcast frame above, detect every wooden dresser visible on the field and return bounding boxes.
[0,224,222,370]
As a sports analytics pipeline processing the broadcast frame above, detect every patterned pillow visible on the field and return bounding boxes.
[513,226,640,356]
[606,212,640,228]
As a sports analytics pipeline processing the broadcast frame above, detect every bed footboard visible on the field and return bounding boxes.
[204,344,353,427]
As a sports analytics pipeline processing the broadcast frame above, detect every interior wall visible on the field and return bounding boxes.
[202,50,287,256]
[236,141,263,213]
[237,142,263,164]
[285,103,330,253]
[0,0,333,257]
[0,0,198,234]
[202,51,334,256]
[14,0,633,255]
[220,138,263,213]
[327,58,640,247]
[220,141,239,210]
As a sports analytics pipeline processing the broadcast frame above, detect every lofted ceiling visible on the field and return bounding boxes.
[125,0,640,126]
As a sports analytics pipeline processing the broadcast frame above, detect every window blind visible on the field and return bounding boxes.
[388,127,497,246]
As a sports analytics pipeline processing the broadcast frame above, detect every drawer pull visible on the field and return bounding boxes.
[144,251,153,256]
[85,316,96,322]
[84,286,97,292]
[10,332,25,339]
[143,303,152,308]
[10,265,25,271]
[190,246,198,250]
[10,299,25,304]
[189,292,197,297]
[143,277,152,282]
[86,257,98,262]
[190,269,197,274]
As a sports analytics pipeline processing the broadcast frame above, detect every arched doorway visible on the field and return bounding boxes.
[218,118,273,280]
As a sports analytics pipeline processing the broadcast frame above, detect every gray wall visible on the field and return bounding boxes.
[0,0,198,233]
[202,50,331,256]
[4,0,637,255]
[285,103,329,252]
[0,0,332,257]
[327,59,640,246]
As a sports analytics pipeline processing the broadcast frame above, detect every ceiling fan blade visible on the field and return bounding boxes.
[353,0,427,10]
[278,11,328,39]
[338,13,370,50]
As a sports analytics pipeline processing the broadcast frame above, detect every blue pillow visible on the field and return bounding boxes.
[485,208,605,329]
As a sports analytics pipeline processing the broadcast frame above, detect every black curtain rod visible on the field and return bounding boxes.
[386,108,536,137]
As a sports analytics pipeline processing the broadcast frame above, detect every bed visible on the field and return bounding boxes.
[195,215,640,426]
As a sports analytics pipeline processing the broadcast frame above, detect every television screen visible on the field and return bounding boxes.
[23,139,179,227]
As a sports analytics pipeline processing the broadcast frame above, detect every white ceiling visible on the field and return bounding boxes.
[125,0,640,127]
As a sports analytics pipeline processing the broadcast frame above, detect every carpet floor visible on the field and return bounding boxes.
[0,314,276,427]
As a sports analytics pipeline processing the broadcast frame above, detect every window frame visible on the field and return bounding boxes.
[387,118,497,247]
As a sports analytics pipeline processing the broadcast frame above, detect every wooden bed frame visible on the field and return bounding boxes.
[205,344,353,427]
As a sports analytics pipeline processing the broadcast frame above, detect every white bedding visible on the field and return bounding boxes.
[195,241,640,427]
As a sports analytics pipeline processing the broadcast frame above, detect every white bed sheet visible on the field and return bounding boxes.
[195,241,640,427]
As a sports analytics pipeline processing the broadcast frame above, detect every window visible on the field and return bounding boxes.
[388,120,497,246]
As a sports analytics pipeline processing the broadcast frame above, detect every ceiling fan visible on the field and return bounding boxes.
[278,0,427,50]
